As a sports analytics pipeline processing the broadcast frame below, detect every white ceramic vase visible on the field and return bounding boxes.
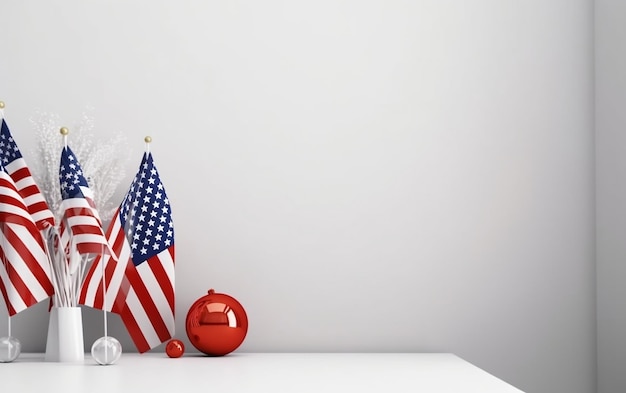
[45,307,85,362]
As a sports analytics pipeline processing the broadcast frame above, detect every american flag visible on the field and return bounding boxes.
[59,145,111,257]
[80,151,174,353]
[0,115,55,230]
[0,162,54,315]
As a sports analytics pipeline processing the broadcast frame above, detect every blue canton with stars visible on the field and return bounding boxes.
[120,152,173,266]
[59,146,89,200]
[0,119,24,166]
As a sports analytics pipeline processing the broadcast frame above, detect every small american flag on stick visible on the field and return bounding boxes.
[80,137,174,353]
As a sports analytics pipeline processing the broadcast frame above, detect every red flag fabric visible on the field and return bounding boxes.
[79,209,130,312]
[0,166,54,315]
[0,116,55,230]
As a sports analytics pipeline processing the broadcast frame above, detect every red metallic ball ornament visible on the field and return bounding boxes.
[185,289,248,356]
[166,339,185,358]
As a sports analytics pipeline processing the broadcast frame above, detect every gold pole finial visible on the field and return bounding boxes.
[0,101,5,109]
[60,127,69,136]
[144,136,152,143]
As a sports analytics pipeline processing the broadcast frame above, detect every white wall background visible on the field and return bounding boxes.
[0,2,595,393]
[596,1,626,393]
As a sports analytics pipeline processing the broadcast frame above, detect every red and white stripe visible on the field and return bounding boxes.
[59,185,111,257]
[5,159,55,230]
[115,245,175,353]
[79,209,130,312]
[0,171,54,315]
[0,112,55,230]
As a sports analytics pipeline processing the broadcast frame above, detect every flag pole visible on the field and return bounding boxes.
[145,135,151,153]
[60,126,69,149]
[1,220,9,339]
[6,315,9,360]
[0,121,6,348]
[2,220,12,360]
[59,127,69,306]
[99,243,108,363]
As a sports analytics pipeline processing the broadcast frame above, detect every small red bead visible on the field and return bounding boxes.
[166,339,185,358]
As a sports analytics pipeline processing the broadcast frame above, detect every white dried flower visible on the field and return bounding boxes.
[29,107,131,224]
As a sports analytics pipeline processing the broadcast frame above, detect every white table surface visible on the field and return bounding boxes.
[2,352,524,393]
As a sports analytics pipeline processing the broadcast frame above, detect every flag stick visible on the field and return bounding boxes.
[145,136,151,153]
[6,316,9,360]
[100,243,108,363]
[0,106,8,341]
[1,221,10,338]
[60,127,69,148]
[1,220,12,360]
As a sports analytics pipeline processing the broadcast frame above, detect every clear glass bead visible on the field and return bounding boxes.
[0,336,21,363]
[91,336,122,365]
